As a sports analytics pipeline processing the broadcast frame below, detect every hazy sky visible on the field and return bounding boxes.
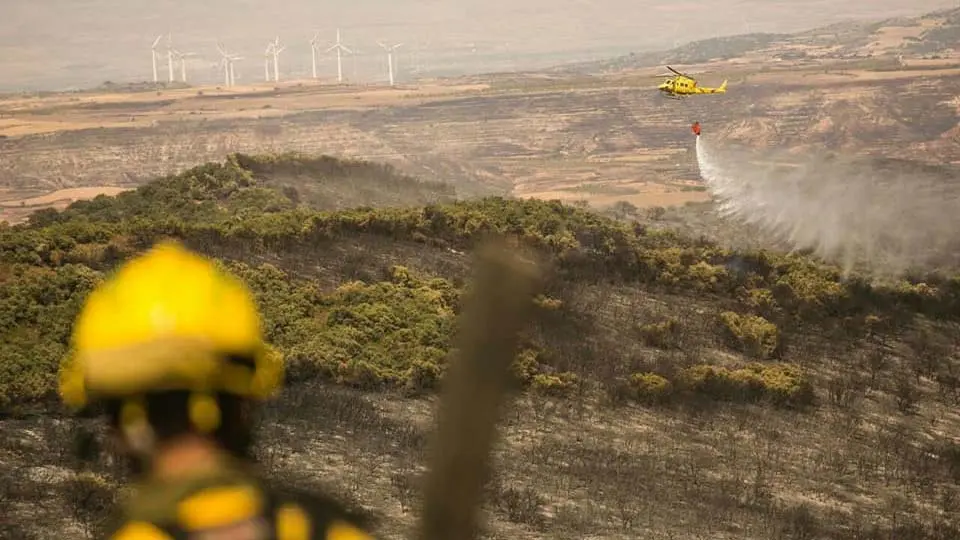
[0,0,956,91]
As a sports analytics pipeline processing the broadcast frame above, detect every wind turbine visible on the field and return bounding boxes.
[166,34,175,83]
[309,32,321,79]
[327,29,353,83]
[216,42,242,87]
[377,41,402,86]
[150,35,163,83]
[229,55,242,86]
[264,41,275,82]
[350,46,363,81]
[270,36,284,82]
[410,39,430,76]
[671,22,681,49]
[171,49,197,82]
[228,56,242,87]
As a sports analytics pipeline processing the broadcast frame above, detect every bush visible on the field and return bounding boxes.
[633,363,817,408]
[533,294,563,310]
[719,311,780,359]
[637,318,680,349]
[277,266,457,390]
[511,349,541,386]
[629,373,673,404]
[531,372,580,397]
[759,363,815,407]
[686,260,727,290]
[676,364,744,400]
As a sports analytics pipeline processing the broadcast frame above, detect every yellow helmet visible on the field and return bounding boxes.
[59,241,283,420]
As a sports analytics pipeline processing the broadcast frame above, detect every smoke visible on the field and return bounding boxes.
[694,136,960,278]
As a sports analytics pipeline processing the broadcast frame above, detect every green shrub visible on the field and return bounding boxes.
[771,261,847,315]
[629,373,673,404]
[745,287,777,311]
[531,372,580,397]
[757,363,815,408]
[511,349,541,385]
[686,260,727,290]
[726,365,768,402]
[533,294,563,310]
[672,363,814,408]
[637,318,680,349]
[719,311,780,359]
[281,266,456,390]
[676,364,742,400]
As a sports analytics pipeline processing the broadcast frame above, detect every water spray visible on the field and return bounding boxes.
[692,125,960,277]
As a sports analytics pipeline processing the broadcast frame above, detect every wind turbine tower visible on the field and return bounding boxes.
[271,36,284,82]
[377,41,402,86]
[229,58,240,86]
[217,42,242,87]
[309,32,322,79]
[166,34,175,83]
[150,35,163,83]
[264,41,275,82]
[327,29,353,83]
[171,49,197,82]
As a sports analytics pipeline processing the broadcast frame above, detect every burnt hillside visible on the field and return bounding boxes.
[1,152,959,539]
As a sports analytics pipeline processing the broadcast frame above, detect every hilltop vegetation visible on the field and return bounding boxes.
[2,152,959,539]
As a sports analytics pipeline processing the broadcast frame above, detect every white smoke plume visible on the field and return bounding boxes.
[694,136,960,278]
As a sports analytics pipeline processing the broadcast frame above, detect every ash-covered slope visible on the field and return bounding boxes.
[2,151,960,540]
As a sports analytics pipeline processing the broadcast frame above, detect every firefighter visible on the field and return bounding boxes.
[58,240,374,540]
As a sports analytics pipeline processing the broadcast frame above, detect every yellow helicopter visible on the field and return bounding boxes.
[657,66,728,99]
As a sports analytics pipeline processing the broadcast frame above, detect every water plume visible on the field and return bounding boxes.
[694,136,960,278]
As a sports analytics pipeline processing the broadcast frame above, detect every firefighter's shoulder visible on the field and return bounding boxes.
[105,512,372,540]
[109,521,172,540]
[174,480,377,540]
[271,482,377,540]
[274,501,374,540]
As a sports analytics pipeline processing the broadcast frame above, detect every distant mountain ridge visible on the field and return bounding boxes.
[556,7,960,74]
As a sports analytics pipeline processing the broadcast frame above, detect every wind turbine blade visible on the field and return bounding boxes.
[152,35,163,48]
[326,44,337,52]
[340,45,353,54]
